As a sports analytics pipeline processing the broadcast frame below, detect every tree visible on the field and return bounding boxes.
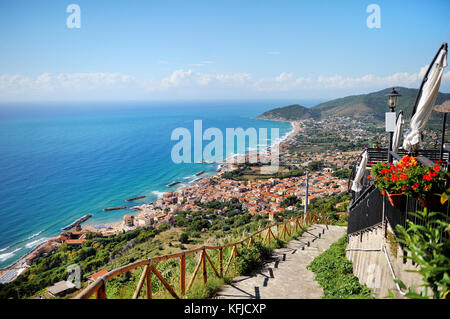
[179,232,189,244]
[307,160,323,172]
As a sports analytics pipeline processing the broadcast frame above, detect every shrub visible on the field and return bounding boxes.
[395,205,450,299]
[237,242,272,275]
[179,232,189,244]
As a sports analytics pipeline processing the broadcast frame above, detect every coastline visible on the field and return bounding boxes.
[0,119,298,281]
[85,119,297,232]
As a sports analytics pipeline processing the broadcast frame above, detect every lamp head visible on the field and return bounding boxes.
[387,88,401,109]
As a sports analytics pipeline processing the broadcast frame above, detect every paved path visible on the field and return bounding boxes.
[214,224,346,299]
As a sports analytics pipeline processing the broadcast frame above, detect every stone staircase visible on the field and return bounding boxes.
[214,224,347,299]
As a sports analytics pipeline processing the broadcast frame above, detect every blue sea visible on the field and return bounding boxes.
[0,100,319,269]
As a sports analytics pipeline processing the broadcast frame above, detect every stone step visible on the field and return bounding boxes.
[215,224,347,299]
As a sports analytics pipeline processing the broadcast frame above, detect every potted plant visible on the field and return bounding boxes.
[369,155,447,209]
[369,161,406,207]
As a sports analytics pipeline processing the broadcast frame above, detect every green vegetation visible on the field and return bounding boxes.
[257,104,318,121]
[100,207,307,299]
[280,192,350,225]
[0,224,171,299]
[260,87,450,123]
[0,195,311,299]
[220,163,304,181]
[307,236,373,299]
[307,160,323,172]
[332,168,351,180]
[395,206,450,299]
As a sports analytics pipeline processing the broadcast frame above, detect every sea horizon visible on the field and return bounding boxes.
[0,100,298,269]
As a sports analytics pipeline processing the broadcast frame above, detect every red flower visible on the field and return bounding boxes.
[434,165,440,172]
[391,174,399,181]
[367,175,371,180]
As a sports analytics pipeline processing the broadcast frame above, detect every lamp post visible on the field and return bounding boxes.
[386,88,401,162]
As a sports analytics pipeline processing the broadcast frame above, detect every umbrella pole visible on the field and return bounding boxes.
[440,112,447,161]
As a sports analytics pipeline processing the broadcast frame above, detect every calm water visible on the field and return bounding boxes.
[0,100,308,268]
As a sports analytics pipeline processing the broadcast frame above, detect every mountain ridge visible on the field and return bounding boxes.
[257,87,450,123]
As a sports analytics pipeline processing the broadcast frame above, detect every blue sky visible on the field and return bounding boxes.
[0,0,449,101]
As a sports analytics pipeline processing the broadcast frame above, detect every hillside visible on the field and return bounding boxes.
[256,104,319,121]
[257,87,450,123]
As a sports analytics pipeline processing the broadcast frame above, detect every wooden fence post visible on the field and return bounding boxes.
[146,258,152,299]
[219,247,223,278]
[202,247,207,285]
[133,265,149,299]
[96,279,107,299]
[180,253,186,296]
[146,265,152,299]
[233,244,237,273]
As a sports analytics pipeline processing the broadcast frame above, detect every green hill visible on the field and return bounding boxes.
[257,87,450,123]
[256,104,319,121]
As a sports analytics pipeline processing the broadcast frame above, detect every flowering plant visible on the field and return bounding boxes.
[369,155,447,200]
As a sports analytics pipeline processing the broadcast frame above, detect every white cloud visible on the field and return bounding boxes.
[0,66,449,101]
[188,60,215,67]
[160,69,193,88]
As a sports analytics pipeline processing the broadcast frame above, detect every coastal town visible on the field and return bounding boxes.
[0,117,357,286]
[0,114,443,295]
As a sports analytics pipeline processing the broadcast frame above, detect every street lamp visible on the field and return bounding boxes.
[388,87,401,111]
[386,88,401,162]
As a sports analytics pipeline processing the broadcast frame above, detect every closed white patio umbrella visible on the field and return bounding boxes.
[403,43,448,152]
[351,150,368,193]
[392,112,403,153]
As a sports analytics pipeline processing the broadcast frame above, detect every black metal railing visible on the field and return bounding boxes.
[348,185,383,234]
[348,188,449,236]
[348,148,449,236]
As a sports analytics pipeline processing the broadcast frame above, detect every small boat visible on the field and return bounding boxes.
[61,214,93,231]
[125,195,146,202]
[103,206,127,212]
[167,181,181,187]
[195,170,205,176]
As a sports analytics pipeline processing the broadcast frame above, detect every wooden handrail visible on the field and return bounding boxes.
[74,213,323,299]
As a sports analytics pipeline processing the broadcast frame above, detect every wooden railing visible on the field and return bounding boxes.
[75,212,326,299]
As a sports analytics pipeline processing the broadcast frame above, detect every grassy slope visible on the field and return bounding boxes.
[307,235,374,299]
[102,218,307,299]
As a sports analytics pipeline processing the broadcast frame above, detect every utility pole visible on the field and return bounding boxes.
[304,171,309,225]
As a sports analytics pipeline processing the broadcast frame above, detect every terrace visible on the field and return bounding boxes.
[347,43,449,241]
